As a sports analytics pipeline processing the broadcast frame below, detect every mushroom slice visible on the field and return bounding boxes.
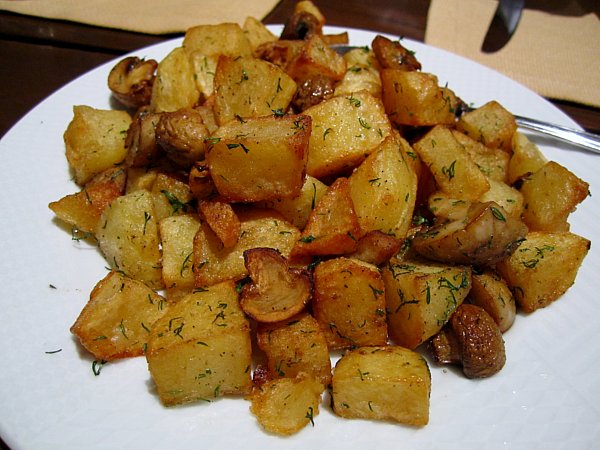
[412,201,527,267]
[124,108,163,167]
[240,248,312,323]
[108,57,157,109]
[372,35,421,71]
[430,303,506,378]
[155,108,209,168]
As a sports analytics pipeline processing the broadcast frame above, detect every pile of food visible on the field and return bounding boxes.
[48,0,590,436]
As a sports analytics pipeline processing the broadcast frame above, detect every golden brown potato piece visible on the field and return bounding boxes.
[507,131,547,184]
[256,312,331,385]
[154,108,209,167]
[304,91,391,178]
[64,105,131,185]
[183,23,252,58]
[49,166,126,236]
[468,269,516,333]
[146,281,253,406]
[412,201,527,267]
[496,231,590,313]
[151,47,199,113]
[108,56,157,109]
[71,271,167,361]
[383,258,471,349]
[456,100,516,152]
[96,190,163,289]
[312,257,387,350]
[334,47,382,98]
[285,34,346,83]
[198,200,240,249]
[206,115,311,203]
[519,161,589,232]
[194,208,300,287]
[348,133,418,238]
[151,172,195,222]
[427,192,472,222]
[331,346,431,426]
[381,70,458,127]
[371,35,421,71]
[240,248,312,323]
[213,55,297,125]
[291,177,362,257]
[243,16,277,52]
[250,373,323,436]
[159,214,201,292]
[452,130,510,182]
[348,230,403,266]
[430,303,506,378]
[413,125,490,201]
[479,178,524,219]
[256,174,328,229]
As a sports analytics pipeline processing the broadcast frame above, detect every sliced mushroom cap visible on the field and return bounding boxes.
[430,303,506,378]
[292,75,335,111]
[280,11,322,40]
[108,57,157,109]
[412,201,527,267]
[372,35,422,71]
[124,109,163,168]
[240,248,312,323]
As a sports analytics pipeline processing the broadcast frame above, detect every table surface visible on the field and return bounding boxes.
[1,0,599,140]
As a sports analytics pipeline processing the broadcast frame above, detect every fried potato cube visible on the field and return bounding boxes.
[151,47,199,113]
[331,346,430,426]
[468,269,516,333]
[240,248,311,323]
[348,133,418,238]
[71,271,167,360]
[507,131,547,184]
[383,259,471,349]
[96,190,163,289]
[291,177,362,257]
[519,161,589,232]
[126,166,160,193]
[334,50,382,98]
[452,130,510,182]
[159,214,201,291]
[188,53,218,100]
[304,91,391,178]
[64,105,131,185]
[312,257,387,350]
[250,373,323,436]
[427,192,471,222]
[213,56,297,126]
[456,100,516,152]
[194,208,300,287]
[151,172,195,222]
[243,16,277,52]
[146,281,253,406]
[380,70,458,127]
[206,115,311,202]
[49,166,126,235]
[286,34,346,83]
[183,23,252,58]
[257,175,328,229]
[496,231,590,313]
[413,125,490,201]
[198,200,240,249]
[256,312,331,385]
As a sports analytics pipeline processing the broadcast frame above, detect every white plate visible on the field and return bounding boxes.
[0,26,598,450]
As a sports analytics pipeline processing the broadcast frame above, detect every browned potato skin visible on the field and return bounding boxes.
[372,35,421,71]
[198,200,240,249]
[155,108,209,168]
[412,201,528,267]
[240,248,312,323]
[348,230,403,266]
[108,56,157,109]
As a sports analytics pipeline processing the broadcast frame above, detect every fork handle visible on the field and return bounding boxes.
[515,115,600,154]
